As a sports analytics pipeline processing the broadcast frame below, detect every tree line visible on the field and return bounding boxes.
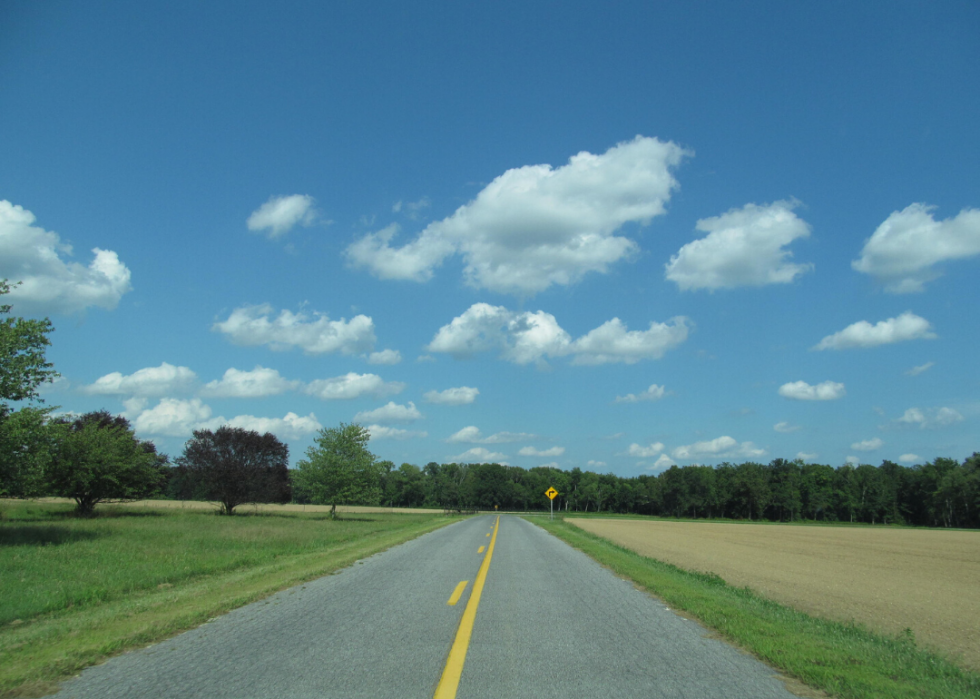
[2,279,977,526]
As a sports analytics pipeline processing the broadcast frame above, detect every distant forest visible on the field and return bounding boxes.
[165,453,980,529]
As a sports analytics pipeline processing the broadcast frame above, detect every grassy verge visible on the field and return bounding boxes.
[0,501,461,697]
[532,516,980,699]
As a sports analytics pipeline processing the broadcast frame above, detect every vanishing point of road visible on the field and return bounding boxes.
[54,515,802,698]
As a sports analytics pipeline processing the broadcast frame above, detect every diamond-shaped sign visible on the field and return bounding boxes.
[545,487,558,500]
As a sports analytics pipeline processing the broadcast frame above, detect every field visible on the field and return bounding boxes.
[568,518,980,671]
[0,500,459,697]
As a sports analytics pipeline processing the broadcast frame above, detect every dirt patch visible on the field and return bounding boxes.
[568,518,980,670]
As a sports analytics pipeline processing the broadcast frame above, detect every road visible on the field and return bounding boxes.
[54,515,802,698]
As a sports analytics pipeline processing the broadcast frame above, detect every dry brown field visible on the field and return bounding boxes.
[569,518,980,670]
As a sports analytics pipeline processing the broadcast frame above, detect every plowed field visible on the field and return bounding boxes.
[568,518,980,670]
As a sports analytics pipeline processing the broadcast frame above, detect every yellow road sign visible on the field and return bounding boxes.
[545,487,558,500]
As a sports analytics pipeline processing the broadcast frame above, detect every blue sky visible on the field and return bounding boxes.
[2,1,978,474]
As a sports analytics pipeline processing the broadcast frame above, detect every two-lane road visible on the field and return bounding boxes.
[55,515,801,698]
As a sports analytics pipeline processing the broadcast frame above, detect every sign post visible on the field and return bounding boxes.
[545,487,558,520]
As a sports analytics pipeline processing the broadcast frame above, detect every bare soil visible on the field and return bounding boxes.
[568,518,980,670]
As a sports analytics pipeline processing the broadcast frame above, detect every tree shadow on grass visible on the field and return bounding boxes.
[0,524,102,547]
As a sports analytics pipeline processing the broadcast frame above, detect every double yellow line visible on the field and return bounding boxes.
[434,516,500,699]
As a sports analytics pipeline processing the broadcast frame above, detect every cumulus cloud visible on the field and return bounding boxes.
[615,384,667,403]
[448,447,508,464]
[518,446,565,457]
[851,438,883,452]
[895,407,964,429]
[778,380,846,401]
[899,453,920,464]
[214,304,376,355]
[347,136,690,296]
[813,312,936,350]
[366,349,402,365]
[133,398,321,440]
[846,456,861,465]
[0,200,132,314]
[83,363,197,397]
[354,401,423,424]
[905,362,934,377]
[200,366,299,398]
[665,200,812,291]
[247,194,317,239]
[650,454,676,470]
[304,373,405,400]
[427,303,689,366]
[587,460,607,468]
[672,436,765,461]
[625,442,665,458]
[796,452,818,461]
[445,426,535,444]
[852,204,980,293]
[773,421,801,433]
[365,424,428,441]
[424,386,479,405]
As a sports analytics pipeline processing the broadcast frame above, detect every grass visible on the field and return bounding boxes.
[0,500,461,697]
[532,516,980,699]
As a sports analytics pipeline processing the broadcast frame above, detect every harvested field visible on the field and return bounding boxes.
[569,518,980,670]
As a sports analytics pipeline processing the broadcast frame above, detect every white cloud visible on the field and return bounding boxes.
[365,424,428,441]
[615,384,667,403]
[851,438,883,452]
[134,398,214,437]
[813,312,936,350]
[796,452,818,461]
[304,373,405,400]
[773,421,801,433]
[846,456,861,465]
[448,447,508,464]
[518,446,565,457]
[852,204,980,293]
[347,136,690,295]
[778,380,846,401]
[427,303,689,366]
[895,407,964,429]
[214,304,376,355]
[905,362,934,376]
[587,460,607,468]
[247,194,316,239]
[424,386,479,405]
[899,453,920,464]
[665,200,812,291]
[367,349,402,365]
[214,412,323,440]
[650,454,676,470]
[134,398,321,440]
[200,366,299,398]
[0,200,132,314]
[626,442,665,458]
[83,363,197,397]
[445,426,535,444]
[538,461,560,469]
[354,401,423,424]
[672,436,765,460]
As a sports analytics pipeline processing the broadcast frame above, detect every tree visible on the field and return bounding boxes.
[47,411,163,515]
[293,423,381,515]
[177,426,290,515]
[0,406,58,498]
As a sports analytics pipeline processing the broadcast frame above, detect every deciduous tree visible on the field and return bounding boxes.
[293,423,381,515]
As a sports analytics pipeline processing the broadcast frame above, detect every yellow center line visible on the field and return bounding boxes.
[485,532,490,537]
[434,516,500,699]
[477,545,485,554]
[447,581,468,606]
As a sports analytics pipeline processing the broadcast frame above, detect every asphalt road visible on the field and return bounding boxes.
[54,515,802,698]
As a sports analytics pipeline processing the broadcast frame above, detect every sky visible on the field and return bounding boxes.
[1,1,978,475]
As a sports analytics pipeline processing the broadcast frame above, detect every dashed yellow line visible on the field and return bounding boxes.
[447,581,468,606]
[485,532,490,537]
[434,516,500,699]
[477,545,485,554]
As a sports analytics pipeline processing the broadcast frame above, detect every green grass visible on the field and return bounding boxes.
[0,501,460,697]
[532,516,980,699]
